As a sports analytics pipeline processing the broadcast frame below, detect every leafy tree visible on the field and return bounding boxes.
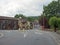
[14,14,26,18]
[49,17,58,32]
[27,16,39,22]
[39,0,60,30]
[57,18,60,29]
[14,14,40,22]
[27,17,34,22]
[14,14,19,18]
[43,0,60,20]
[39,15,49,28]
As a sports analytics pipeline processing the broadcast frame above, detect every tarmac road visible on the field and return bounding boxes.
[0,30,58,45]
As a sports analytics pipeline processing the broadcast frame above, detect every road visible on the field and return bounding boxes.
[0,30,58,45]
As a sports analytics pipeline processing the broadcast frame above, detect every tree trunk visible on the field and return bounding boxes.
[54,27,56,32]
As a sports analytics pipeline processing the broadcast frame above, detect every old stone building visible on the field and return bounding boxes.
[0,16,34,30]
[18,18,30,30]
[18,18,33,30]
[0,16,19,30]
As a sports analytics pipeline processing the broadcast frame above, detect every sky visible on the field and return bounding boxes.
[0,0,53,17]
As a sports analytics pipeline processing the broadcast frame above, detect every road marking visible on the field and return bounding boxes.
[24,31,28,38]
[24,34,26,38]
[0,33,4,38]
[35,32,43,35]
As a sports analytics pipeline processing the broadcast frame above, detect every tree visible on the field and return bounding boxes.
[27,17,34,22]
[39,15,49,28]
[27,16,39,22]
[57,18,60,29]
[14,14,19,18]
[49,17,58,32]
[43,0,60,20]
[14,14,26,18]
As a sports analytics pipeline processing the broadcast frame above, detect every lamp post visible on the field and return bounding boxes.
[58,0,60,16]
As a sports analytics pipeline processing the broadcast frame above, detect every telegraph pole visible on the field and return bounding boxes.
[58,0,59,16]
[42,13,45,30]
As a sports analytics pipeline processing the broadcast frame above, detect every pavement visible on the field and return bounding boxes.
[50,32,60,45]
[0,30,59,45]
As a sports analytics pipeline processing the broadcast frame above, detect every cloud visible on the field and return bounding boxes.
[0,0,53,17]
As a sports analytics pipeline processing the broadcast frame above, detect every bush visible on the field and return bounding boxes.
[49,17,58,32]
[57,18,60,29]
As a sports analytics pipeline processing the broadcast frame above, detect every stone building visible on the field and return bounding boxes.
[18,18,29,30]
[0,16,34,30]
[18,18,33,30]
[0,16,19,30]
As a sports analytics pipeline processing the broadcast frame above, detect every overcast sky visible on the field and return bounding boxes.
[0,0,53,17]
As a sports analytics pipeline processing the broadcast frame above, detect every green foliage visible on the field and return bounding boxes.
[27,17,34,22]
[15,14,19,18]
[27,16,39,22]
[43,0,60,20]
[14,14,39,22]
[49,17,58,28]
[49,16,60,31]
[41,0,60,30]
[57,18,60,29]
[14,14,26,18]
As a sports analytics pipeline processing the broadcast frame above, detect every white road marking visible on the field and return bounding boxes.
[24,33,28,38]
[35,32,43,35]
[0,33,4,38]
[24,31,28,38]
[24,34,27,38]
